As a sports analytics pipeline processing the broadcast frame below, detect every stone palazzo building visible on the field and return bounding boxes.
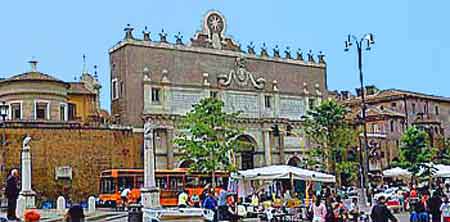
[338,86,450,173]
[110,11,327,170]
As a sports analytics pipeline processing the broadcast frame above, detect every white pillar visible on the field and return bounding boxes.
[141,120,160,211]
[56,196,66,212]
[19,135,35,209]
[88,196,96,214]
[264,130,272,166]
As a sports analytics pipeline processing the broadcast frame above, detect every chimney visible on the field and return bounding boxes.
[28,60,38,72]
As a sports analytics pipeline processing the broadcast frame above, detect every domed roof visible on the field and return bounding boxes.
[2,71,64,83]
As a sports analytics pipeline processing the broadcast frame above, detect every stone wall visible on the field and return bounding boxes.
[2,125,143,202]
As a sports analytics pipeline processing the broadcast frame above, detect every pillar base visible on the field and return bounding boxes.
[19,190,36,209]
[141,186,160,209]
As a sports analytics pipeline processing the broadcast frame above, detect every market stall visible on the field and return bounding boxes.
[233,165,336,182]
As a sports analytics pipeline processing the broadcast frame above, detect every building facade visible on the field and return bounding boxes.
[110,11,328,170]
[0,61,102,125]
[340,86,450,172]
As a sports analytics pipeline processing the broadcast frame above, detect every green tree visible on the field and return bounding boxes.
[301,100,359,185]
[395,126,436,183]
[435,138,450,165]
[174,97,243,187]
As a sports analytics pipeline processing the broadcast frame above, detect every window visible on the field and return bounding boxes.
[151,88,161,103]
[120,81,124,97]
[380,105,384,110]
[241,152,254,170]
[35,102,49,120]
[435,105,439,115]
[210,91,218,98]
[390,120,395,132]
[308,98,316,109]
[391,102,396,108]
[68,103,76,120]
[112,78,118,99]
[10,103,21,120]
[424,104,428,114]
[264,95,272,108]
[59,103,67,121]
[412,103,416,114]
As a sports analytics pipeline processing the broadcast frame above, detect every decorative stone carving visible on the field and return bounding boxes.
[191,10,240,51]
[202,73,210,86]
[318,51,326,64]
[161,69,169,83]
[206,12,225,49]
[175,32,183,45]
[303,82,309,95]
[273,45,280,58]
[143,66,151,81]
[307,50,315,63]
[272,80,279,92]
[123,24,134,40]
[217,57,266,90]
[315,83,322,96]
[260,43,269,57]
[159,29,168,43]
[296,49,304,61]
[19,135,35,209]
[143,26,151,41]
[247,42,256,55]
[284,47,292,59]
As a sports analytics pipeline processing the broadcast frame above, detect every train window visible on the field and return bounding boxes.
[156,176,168,189]
[100,178,115,194]
[185,176,200,188]
[118,176,133,190]
[169,176,184,191]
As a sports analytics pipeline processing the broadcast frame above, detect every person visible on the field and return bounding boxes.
[64,204,85,222]
[200,184,211,203]
[120,186,131,209]
[440,196,450,222]
[250,192,259,207]
[324,198,335,222]
[333,196,346,222]
[428,191,442,222]
[217,189,228,220]
[348,198,359,222]
[370,196,397,222]
[311,198,327,222]
[203,191,218,221]
[191,194,201,208]
[177,189,189,208]
[5,169,19,220]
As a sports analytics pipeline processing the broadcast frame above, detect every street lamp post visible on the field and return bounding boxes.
[345,33,375,206]
[0,101,9,178]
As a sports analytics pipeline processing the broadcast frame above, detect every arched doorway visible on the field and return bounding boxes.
[236,135,256,170]
[287,156,301,167]
[179,160,194,168]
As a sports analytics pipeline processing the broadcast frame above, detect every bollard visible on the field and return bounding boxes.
[88,196,96,214]
[128,204,143,222]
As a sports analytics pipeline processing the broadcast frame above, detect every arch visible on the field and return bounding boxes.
[235,134,257,170]
[287,156,301,167]
[178,160,194,169]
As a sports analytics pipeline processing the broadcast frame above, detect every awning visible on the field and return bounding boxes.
[232,165,336,183]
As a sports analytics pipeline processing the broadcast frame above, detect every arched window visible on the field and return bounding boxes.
[236,135,256,170]
[179,160,194,168]
[287,156,301,167]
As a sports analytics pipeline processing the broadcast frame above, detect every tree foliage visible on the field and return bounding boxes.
[395,126,437,182]
[302,100,359,184]
[174,97,243,186]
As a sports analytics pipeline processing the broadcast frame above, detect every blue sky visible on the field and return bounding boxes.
[0,1,449,111]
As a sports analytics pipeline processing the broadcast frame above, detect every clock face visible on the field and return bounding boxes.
[207,13,224,33]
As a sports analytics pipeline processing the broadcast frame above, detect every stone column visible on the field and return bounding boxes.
[263,130,272,166]
[166,129,174,169]
[141,120,160,210]
[279,129,285,164]
[19,135,35,209]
